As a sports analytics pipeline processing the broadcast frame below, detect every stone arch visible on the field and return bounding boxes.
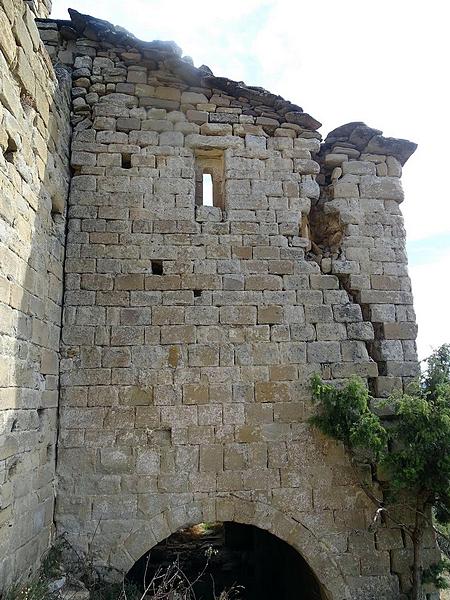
[102,495,349,600]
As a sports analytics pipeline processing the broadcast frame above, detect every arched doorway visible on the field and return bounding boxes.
[126,521,325,599]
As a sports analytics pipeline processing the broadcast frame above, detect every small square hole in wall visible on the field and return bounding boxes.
[193,289,202,298]
[151,260,163,275]
[122,154,132,169]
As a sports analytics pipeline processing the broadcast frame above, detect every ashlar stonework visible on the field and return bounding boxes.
[0,2,440,598]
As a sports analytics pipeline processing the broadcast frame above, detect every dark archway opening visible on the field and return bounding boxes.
[126,522,324,600]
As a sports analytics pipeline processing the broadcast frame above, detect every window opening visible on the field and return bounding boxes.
[195,150,224,209]
[202,173,213,206]
[193,289,202,297]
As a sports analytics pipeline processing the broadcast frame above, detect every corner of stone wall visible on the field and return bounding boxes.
[0,0,70,587]
[314,122,419,396]
[313,123,443,597]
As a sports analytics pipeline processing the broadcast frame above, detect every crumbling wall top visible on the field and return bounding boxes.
[39,9,322,131]
[321,121,417,165]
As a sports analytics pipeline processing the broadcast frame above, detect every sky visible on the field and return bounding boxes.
[50,0,450,360]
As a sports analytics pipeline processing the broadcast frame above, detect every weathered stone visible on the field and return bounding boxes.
[0,9,425,594]
[359,175,404,201]
[365,134,417,165]
[325,153,348,168]
[285,111,322,130]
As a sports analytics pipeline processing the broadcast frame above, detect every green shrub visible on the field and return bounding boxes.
[309,344,450,599]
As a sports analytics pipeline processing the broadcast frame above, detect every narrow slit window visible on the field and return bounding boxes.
[202,173,214,206]
[195,151,224,209]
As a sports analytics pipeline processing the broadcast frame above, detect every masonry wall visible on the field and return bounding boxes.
[25,0,52,19]
[44,20,440,599]
[317,124,420,398]
[0,0,70,585]
[0,6,439,597]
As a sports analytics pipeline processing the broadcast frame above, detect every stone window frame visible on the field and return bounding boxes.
[194,149,225,210]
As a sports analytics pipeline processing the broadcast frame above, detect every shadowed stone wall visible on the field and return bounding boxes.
[0,0,70,585]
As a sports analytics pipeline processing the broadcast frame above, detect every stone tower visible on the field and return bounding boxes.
[0,3,440,598]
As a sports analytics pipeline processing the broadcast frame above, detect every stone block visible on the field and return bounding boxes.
[152,306,185,325]
[381,322,418,340]
[200,123,232,136]
[181,91,209,104]
[310,274,339,290]
[199,445,223,472]
[359,175,404,201]
[161,325,195,344]
[183,384,209,405]
[185,109,208,124]
[258,305,283,324]
[333,304,363,322]
[0,11,17,64]
[307,342,341,363]
[305,305,333,323]
[315,323,346,341]
[115,274,144,290]
[220,306,256,325]
[188,345,219,367]
[111,326,145,345]
[102,347,131,368]
[255,382,289,403]
[245,275,282,291]
[341,160,376,175]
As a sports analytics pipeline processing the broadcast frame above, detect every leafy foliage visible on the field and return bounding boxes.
[384,388,450,502]
[310,346,450,512]
[310,344,450,596]
[423,343,450,399]
[310,374,387,459]
[422,558,450,589]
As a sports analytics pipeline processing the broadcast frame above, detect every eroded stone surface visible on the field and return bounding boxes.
[0,0,70,584]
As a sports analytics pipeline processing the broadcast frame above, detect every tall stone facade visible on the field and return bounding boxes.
[0,3,440,598]
[0,0,70,584]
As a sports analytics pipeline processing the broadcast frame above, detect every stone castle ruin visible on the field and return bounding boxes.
[0,1,440,598]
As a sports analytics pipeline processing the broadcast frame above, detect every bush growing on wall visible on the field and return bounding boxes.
[310,344,450,600]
